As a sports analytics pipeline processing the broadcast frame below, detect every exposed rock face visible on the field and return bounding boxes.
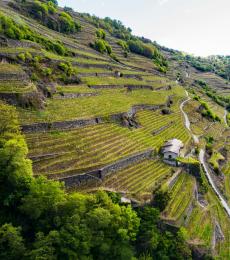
[110,112,140,128]
[57,149,153,188]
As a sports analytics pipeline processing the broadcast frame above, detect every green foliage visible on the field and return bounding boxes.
[59,11,76,34]
[195,97,221,122]
[135,206,192,259]
[93,39,112,54]
[152,189,171,212]
[127,40,168,71]
[0,102,32,215]
[42,67,53,76]
[22,0,80,34]
[0,224,25,260]
[0,12,67,55]
[96,28,106,39]
[58,62,74,76]
[117,40,129,52]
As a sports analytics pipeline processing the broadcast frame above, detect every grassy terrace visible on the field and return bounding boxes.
[0,63,36,93]
[186,206,213,247]
[25,94,190,182]
[18,86,184,124]
[162,173,195,222]
[81,76,172,88]
[97,159,172,195]
[137,96,191,149]
[56,84,98,94]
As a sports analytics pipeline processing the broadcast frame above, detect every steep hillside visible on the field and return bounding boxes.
[0,0,230,258]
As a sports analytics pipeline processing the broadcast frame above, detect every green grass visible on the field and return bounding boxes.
[56,84,97,94]
[18,86,184,124]
[209,151,224,169]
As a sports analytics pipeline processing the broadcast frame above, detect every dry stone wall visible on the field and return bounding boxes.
[58,149,153,188]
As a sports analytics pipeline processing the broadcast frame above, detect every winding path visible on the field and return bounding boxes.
[180,91,230,217]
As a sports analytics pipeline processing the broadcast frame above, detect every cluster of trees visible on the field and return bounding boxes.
[91,29,113,56]
[15,0,81,34]
[127,40,168,72]
[81,14,132,41]
[172,51,230,81]
[81,12,168,70]
[0,101,194,259]
[0,12,67,55]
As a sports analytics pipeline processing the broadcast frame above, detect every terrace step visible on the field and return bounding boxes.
[55,149,153,188]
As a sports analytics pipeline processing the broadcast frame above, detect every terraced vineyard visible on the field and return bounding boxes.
[93,159,172,195]
[162,173,196,223]
[0,0,230,258]
[186,206,214,247]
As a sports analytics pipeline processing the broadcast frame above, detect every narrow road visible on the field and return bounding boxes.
[180,91,230,217]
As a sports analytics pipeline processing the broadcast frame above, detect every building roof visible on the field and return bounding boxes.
[162,139,183,155]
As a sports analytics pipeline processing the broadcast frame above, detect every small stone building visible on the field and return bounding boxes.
[162,139,184,166]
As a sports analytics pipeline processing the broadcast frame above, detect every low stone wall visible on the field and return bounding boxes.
[22,117,103,133]
[89,84,124,89]
[53,93,98,99]
[58,149,153,188]
[152,121,173,135]
[126,85,153,91]
[22,102,167,133]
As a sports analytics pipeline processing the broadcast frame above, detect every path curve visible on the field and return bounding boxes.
[180,91,230,217]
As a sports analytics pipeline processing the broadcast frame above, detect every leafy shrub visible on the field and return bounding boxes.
[117,40,129,52]
[19,1,80,34]
[0,13,67,55]
[42,67,53,76]
[96,28,106,39]
[59,12,76,34]
[93,39,112,54]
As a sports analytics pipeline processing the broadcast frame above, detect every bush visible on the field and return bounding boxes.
[117,40,129,52]
[0,13,67,56]
[93,39,112,54]
[96,28,106,39]
[59,12,76,34]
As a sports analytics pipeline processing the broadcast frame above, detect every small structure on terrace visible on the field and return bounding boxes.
[161,139,184,166]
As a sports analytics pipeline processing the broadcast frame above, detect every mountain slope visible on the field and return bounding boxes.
[0,0,230,258]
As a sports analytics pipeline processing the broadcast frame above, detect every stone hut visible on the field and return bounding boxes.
[162,139,184,166]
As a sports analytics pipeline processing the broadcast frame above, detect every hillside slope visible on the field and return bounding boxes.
[0,0,230,258]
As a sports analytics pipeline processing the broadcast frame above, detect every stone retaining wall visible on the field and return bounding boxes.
[22,117,103,133]
[53,93,98,99]
[89,84,124,89]
[22,103,167,133]
[126,85,153,91]
[58,149,153,188]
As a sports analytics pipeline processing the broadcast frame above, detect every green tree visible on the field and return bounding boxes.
[0,224,26,260]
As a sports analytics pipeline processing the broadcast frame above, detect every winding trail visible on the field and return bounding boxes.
[180,91,230,217]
